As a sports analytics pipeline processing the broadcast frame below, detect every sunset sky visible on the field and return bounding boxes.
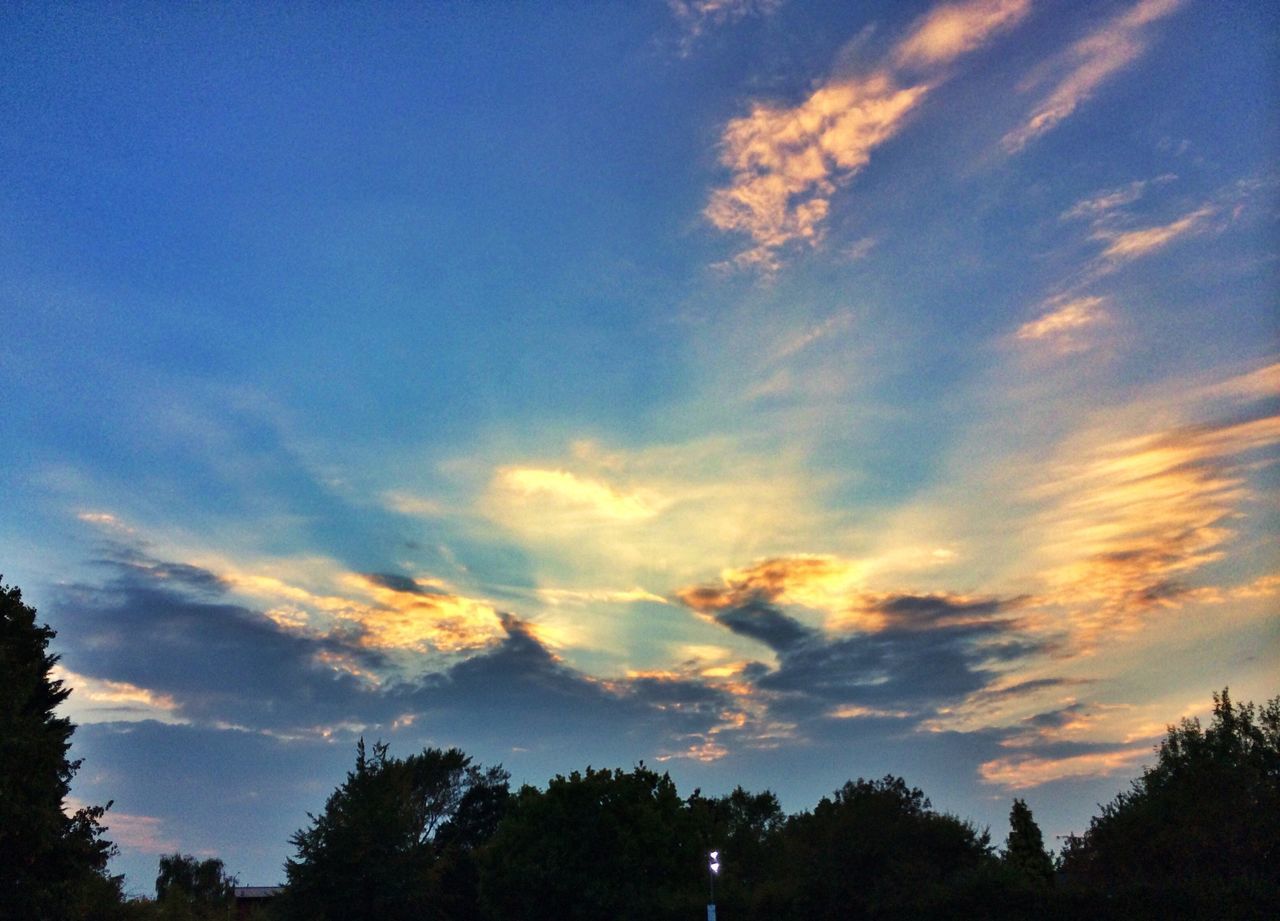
[2,0,1276,894]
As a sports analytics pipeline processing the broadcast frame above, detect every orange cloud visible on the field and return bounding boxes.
[1015,296,1108,350]
[1029,413,1280,641]
[706,73,928,270]
[1095,204,1214,262]
[979,745,1152,789]
[894,0,1031,69]
[51,665,186,725]
[1003,0,1186,153]
[678,555,866,618]
[341,573,505,654]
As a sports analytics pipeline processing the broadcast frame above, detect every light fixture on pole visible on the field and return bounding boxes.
[707,850,721,921]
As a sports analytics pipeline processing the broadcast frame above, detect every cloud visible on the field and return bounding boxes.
[536,586,670,606]
[704,0,1038,270]
[1014,296,1109,351]
[1060,174,1176,222]
[668,0,782,52]
[495,467,663,520]
[52,665,187,726]
[706,73,929,271]
[50,537,748,767]
[677,563,1027,735]
[894,0,1031,69]
[101,811,181,856]
[1003,0,1186,153]
[1094,204,1214,262]
[979,743,1152,789]
[1027,412,1280,643]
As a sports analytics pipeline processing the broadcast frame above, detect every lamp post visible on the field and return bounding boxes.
[707,850,720,921]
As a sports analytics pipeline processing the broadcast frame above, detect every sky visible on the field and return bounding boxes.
[1,0,1276,895]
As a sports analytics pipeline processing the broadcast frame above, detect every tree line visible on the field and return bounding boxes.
[3,577,1277,919]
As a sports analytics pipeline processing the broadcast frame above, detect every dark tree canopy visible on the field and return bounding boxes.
[0,578,121,920]
[279,739,509,921]
[755,775,997,920]
[1059,688,1280,918]
[1002,798,1053,888]
[152,853,236,919]
[479,764,702,921]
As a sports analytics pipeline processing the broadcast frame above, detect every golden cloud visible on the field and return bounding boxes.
[51,665,186,725]
[894,0,1031,68]
[1028,413,1280,641]
[1014,296,1108,349]
[706,73,929,269]
[1002,0,1186,153]
[1095,204,1214,262]
[979,745,1153,789]
[496,467,663,520]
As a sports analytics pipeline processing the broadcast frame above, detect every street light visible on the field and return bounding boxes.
[707,850,721,921]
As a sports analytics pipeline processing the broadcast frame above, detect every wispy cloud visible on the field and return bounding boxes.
[706,0,1031,270]
[64,798,180,856]
[495,467,664,521]
[1003,0,1186,153]
[1027,412,1280,643]
[1094,204,1214,262]
[1060,174,1176,222]
[706,74,928,271]
[894,0,1031,69]
[668,0,782,53]
[53,665,187,725]
[979,744,1153,788]
[1014,295,1109,350]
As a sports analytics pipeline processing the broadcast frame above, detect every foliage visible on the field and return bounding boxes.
[144,853,236,920]
[754,775,997,920]
[1059,688,1280,918]
[685,785,785,915]
[0,577,123,920]
[1002,798,1053,888]
[478,764,701,921]
[278,739,509,921]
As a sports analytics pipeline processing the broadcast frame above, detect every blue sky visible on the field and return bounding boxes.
[2,0,1276,894]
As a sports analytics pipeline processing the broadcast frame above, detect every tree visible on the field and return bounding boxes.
[1002,798,1053,888]
[755,775,996,920]
[685,785,785,915]
[0,577,122,920]
[150,853,236,920]
[1059,688,1280,918]
[478,764,701,921]
[278,740,508,921]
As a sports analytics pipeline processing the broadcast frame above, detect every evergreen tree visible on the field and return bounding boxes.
[279,739,508,921]
[1002,798,1053,888]
[0,577,121,920]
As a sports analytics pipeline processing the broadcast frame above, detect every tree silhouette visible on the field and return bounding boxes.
[151,853,236,919]
[0,577,121,919]
[279,739,508,921]
[1002,798,1053,888]
[1059,688,1280,918]
[756,775,996,920]
[478,764,700,921]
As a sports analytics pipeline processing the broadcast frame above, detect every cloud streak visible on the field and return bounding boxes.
[1094,204,1214,262]
[706,0,1031,270]
[894,0,1031,69]
[1003,0,1186,153]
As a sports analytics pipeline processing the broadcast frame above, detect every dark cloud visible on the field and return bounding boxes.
[714,598,813,651]
[362,572,447,595]
[676,584,1036,733]
[870,592,1006,628]
[50,547,740,763]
